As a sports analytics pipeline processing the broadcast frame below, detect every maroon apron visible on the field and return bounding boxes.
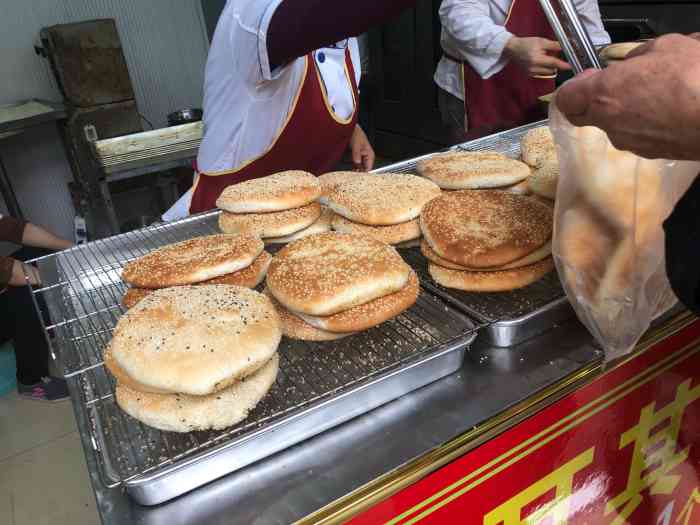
[190,49,359,214]
[462,0,557,139]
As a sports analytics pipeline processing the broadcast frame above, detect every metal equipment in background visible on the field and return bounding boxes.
[36,19,174,239]
[538,0,602,73]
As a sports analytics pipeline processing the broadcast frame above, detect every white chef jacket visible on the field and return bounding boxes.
[164,0,361,221]
[434,0,611,101]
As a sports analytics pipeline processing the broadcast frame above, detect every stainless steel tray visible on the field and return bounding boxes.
[32,212,477,506]
[376,120,574,346]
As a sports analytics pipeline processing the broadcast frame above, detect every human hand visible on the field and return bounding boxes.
[10,259,41,286]
[350,125,375,171]
[556,34,700,160]
[504,37,572,77]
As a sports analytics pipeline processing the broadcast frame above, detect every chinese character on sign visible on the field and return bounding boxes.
[605,379,700,525]
[483,448,595,525]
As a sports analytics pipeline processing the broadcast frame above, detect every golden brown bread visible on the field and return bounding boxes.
[109,285,281,396]
[216,171,321,213]
[263,289,354,341]
[331,215,421,245]
[528,158,559,199]
[326,173,441,225]
[120,251,272,309]
[420,190,552,268]
[428,257,554,292]
[266,232,411,316]
[420,239,551,271]
[115,355,278,433]
[266,206,334,244]
[218,202,321,238]
[520,127,557,167]
[121,234,263,289]
[318,172,372,204]
[417,151,531,190]
[294,270,419,333]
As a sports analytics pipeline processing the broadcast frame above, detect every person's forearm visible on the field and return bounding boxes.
[22,223,73,251]
[267,0,418,70]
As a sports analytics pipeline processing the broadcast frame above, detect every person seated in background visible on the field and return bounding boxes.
[434,0,610,142]
[0,214,73,401]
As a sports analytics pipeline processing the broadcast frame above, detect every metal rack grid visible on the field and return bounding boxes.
[373,121,572,345]
[31,213,477,504]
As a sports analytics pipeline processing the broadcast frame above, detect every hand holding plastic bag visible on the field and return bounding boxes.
[549,102,700,360]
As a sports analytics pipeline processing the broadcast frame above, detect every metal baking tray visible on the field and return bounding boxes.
[376,120,575,346]
[32,211,477,506]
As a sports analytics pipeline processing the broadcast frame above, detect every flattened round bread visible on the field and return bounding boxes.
[295,270,419,333]
[121,287,152,310]
[528,158,559,199]
[570,126,663,241]
[417,151,530,190]
[555,205,617,303]
[267,232,411,316]
[216,171,321,213]
[266,206,334,244]
[121,234,263,289]
[520,127,557,167]
[421,239,551,271]
[115,355,278,433]
[218,202,321,238]
[600,42,644,61]
[318,172,373,205]
[327,173,441,226]
[331,215,421,245]
[110,285,281,396]
[263,289,353,341]
[429,257,554,292]
[120,251,272,309]
[420,191,552,268]
[501,179,531,195]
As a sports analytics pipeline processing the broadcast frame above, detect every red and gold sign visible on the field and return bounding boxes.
[349,319,700,524]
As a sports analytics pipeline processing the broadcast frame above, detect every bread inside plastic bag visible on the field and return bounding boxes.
[549,102,700,360]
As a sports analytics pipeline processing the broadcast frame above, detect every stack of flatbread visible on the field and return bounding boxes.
[420,191,554,292]
[217,171,333,244]
[105,285,282,432]
[120,234,270,309]
[417,151,532,195]
[326,173,441,248]
[265,232,419,341]
[520,127,559,201]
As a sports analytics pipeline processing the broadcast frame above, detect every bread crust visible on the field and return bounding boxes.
[326,173,441,226]
[110,285,281,396]
[331,215,421,245]
[216,171,321,213]
[417,151,530,190]
[420,190,552,268]
[218,202,321,238]
[121,234,263,289]
[266,232,411,316]
[266,206,334,244]
[428,257,554,292]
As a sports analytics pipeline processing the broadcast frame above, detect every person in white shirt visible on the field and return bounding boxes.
[434,0,610,141]
[164,0,421,220]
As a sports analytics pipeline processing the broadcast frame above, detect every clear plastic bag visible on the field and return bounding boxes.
[549,102,700,361]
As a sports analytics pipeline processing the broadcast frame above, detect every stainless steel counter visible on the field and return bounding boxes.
[70,319,601,524]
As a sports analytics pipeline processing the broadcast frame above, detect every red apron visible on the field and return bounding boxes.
[190,49,359,214]
[462,0,556,139]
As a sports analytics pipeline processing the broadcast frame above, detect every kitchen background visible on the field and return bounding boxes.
[0,0,696,243]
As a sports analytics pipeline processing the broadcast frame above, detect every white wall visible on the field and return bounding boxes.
[0,0,210,240]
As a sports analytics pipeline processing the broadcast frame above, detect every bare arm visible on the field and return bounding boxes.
[22,223,73,251]
[267,0,418,70]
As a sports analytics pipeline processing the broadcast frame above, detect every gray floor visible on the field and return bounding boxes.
[0,390,99,524]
